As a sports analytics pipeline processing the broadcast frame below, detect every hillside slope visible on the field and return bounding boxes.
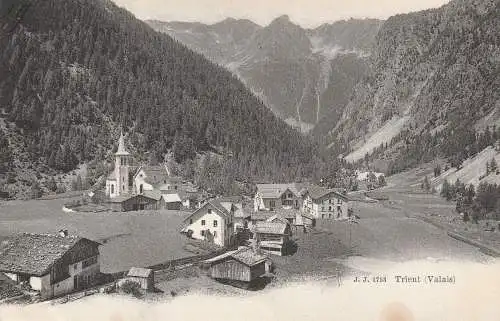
[319,0,500,166]
[148,17,382,132]
[0,0,320,197]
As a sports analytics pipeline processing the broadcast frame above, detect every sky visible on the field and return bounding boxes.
[112,0,450,28]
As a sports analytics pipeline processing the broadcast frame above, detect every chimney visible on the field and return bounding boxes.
[59,229,68,237]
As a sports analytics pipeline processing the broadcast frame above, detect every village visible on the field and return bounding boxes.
[0,133,357,304]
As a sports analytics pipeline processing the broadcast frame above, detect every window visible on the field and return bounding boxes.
[139,184,143,194]
[329,206,332,211]
[74,264,78,271]
[321,207,325,212]
[111,184,114,194]
[208,209,212,214]
[213,220,218,227]
[213,231,217,238]
[189,219,193,224]
[337,206,341,212]
[201,220,206,226]
[82,256,98,269]
[122,185,125,191]
[201,230,205,236]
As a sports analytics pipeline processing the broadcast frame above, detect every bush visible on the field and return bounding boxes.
[120,280,142,298]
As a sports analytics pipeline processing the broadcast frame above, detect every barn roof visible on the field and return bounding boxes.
[255,183,302,199]
[254,222,288,235]
[231,247,268,266]
[0,233,100,276]
[127,267,153,278]
[143,190,162,201]
[204,247,267,267]
[162,193,182,203]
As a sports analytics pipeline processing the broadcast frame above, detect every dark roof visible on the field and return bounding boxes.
[303,184,348,200]
[0,234,100,276]
[255,184,302,199]
[231,247,268,266]
[143,190,162,201]
[217,196,243,203]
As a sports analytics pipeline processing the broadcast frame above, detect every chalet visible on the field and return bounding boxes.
[302,184,349,220]
[254,184,305,212]
[122,267,154,291]
[0,233,101,300]
[202,246,269,288]
[181,200,235,247]
[253,221,291,256]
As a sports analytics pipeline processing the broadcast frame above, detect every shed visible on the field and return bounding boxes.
[160,193,182,210]
[125,267,154,291]
[204,247,268,285]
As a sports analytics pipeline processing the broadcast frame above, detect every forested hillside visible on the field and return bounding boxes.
[0,0,324,198]
[318,0,500,173]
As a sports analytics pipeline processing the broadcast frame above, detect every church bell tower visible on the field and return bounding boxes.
[114,131,130,196]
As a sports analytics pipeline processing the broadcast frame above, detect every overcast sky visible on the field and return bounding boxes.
[113,0,450,27]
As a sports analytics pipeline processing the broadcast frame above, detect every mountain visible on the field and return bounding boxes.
[0,0,323,198]
[147,17,382,132]
[316,0,500,173]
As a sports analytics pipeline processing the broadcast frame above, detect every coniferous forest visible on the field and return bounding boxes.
[0,0,336,197]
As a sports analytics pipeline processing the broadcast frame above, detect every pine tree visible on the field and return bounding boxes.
[441,179,451,200]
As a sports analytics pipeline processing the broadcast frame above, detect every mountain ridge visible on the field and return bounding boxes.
[147,16,383,132]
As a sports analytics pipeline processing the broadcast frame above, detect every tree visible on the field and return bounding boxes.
[30,180,42,199]
[377,175,387,187]
[441,180,451,201]
[422,176,431,192]
[490,158,498,174]
[47,177,58,192]
[433,164,442,177]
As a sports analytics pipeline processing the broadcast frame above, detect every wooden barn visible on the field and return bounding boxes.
[203,247,269,288]
[107,194,159,212]
[160,193,182,210]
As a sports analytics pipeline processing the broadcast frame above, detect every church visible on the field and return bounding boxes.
[104,132,206,211]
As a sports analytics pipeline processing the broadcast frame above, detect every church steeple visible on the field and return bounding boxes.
[116,131,130,156]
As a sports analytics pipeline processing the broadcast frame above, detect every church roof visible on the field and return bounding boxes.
[115,131,130,156]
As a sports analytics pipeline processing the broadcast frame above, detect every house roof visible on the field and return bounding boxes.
[255,183,302,199]
[162,193,182,203]
[127,267,153,278]
[0,233,100,276]
[135,165,170,185]
[204,247,267,267]
[254,221,288,235]
[303,184,348,201]
[183,200,230,222]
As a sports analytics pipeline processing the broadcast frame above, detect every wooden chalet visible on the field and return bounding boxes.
[202,247,269,288]
[0,233,101,300]
[253,221,291,256]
